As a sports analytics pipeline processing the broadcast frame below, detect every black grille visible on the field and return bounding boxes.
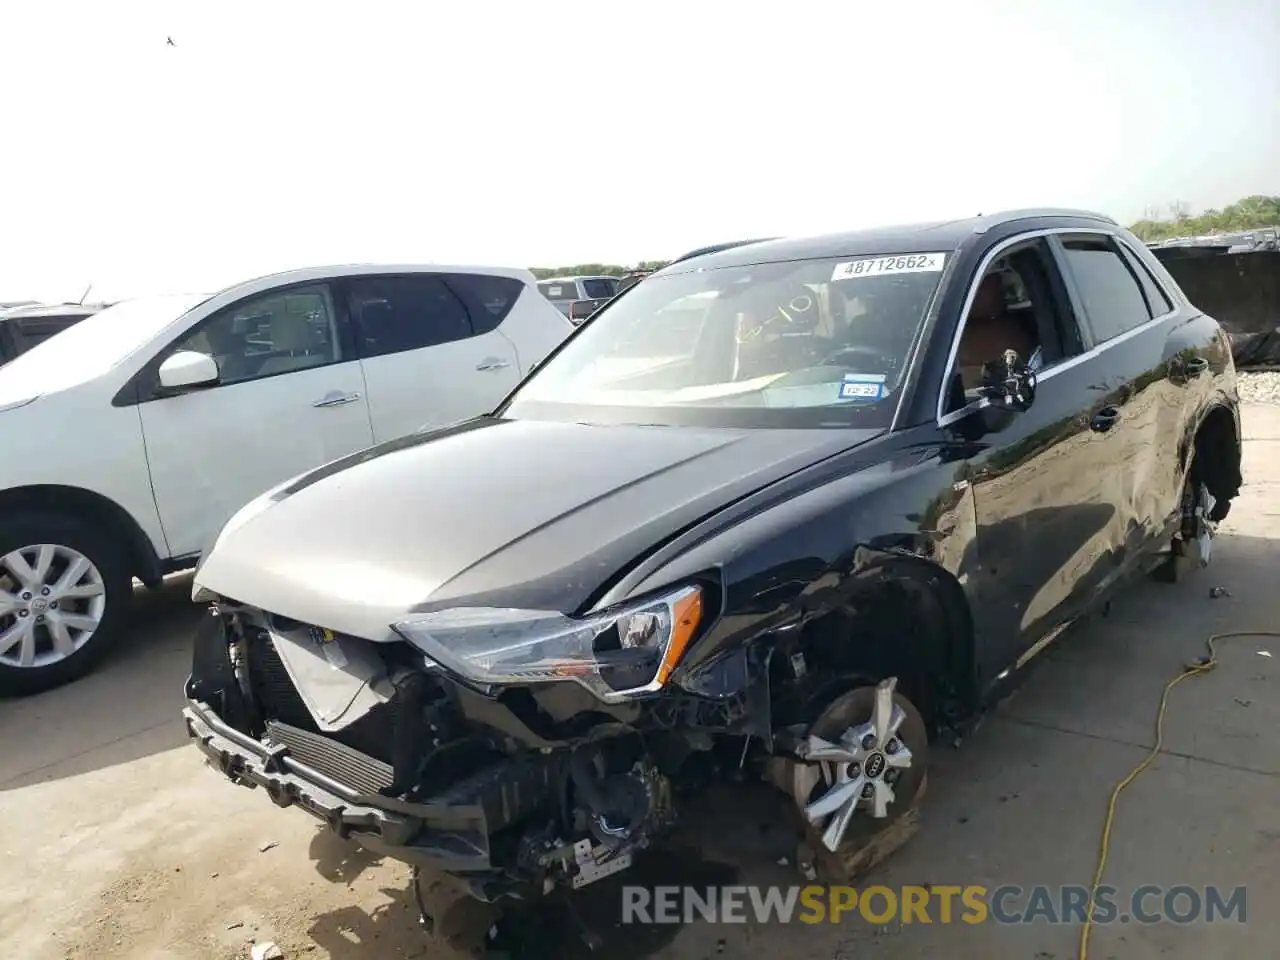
[246,631,316,731]
[266,720,394,797]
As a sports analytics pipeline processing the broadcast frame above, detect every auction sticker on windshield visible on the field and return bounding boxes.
[831,252,947,281]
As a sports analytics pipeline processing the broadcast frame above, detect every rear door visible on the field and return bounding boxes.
[1050,232,1184,553]
[343,273,522,443]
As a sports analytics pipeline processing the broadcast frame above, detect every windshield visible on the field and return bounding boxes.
[0,293,209,401]
[506,252,950,428]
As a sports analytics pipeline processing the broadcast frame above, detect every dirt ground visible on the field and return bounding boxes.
[2,406,1278,960]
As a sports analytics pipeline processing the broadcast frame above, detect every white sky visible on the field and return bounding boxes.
[2,0,1277,303]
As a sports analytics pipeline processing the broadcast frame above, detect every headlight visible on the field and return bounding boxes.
[391,584,704,703]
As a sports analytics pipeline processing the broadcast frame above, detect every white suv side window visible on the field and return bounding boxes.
[171,285,342,386]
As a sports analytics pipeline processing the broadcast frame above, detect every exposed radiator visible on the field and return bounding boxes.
[266,719,395,797]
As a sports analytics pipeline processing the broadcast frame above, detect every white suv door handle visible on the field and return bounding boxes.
[313,391,361,408]
[475,358,510,372]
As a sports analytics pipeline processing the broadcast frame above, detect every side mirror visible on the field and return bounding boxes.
[978,349,1036,412]
[158,350,220,391]
[952,350,1036,440]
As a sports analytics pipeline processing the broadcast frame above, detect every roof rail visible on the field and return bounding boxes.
[974,208,1118,233]
[668,237,778,266]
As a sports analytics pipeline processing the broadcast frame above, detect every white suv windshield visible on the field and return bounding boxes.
[0,294,209,400]
[507,253,950,428]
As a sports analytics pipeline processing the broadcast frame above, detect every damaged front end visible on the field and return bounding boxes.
[182,583,759,902]
[183,578,928,908]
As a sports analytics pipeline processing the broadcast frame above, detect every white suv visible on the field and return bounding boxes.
[0,264,573,695]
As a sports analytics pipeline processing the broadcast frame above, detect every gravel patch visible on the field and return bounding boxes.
[1237,370,1280,405]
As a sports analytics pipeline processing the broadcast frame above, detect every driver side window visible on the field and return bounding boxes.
[943,237,1085,415]
[169,284,342,387]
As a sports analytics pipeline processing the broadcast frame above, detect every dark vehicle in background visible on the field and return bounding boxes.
[0,302,104,366]
[184,209,1240,916]
[614,271,651,296]
[537,275,620,324]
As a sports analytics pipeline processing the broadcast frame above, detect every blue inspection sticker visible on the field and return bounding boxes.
[839,372,887,401]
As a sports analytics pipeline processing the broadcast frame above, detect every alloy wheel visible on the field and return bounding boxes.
[801,677,920,852]
[1175,480,1217,568]
[1191,482,1217,567]
[0,543,107,669]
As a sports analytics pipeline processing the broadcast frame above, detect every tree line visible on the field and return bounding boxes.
[529,194,1278,276]
[529,261,670,280]
[1127,194,1279,241]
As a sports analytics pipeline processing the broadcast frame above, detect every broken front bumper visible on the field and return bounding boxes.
[183,696,504,871]
[181,606,571,875]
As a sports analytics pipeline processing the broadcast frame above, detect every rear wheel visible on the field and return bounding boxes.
[0,513,133,696]
[1154,469,1219,583]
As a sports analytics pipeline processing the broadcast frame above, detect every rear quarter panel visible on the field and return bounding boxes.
[497,286,575,373]
[1128,236,1241,481]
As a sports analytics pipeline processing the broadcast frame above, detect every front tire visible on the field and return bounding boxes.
[0,513,133,697]
[797,677,929,856]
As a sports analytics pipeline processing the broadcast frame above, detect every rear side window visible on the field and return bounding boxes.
[580,277,617,299]
[1057,237,1153,343]
[446,273,525,335]
[1117,245,1174,317]
[348,275,474,358]
[12,316,86,352]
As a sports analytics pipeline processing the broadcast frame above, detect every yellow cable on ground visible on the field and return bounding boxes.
[1079,630,1280,960]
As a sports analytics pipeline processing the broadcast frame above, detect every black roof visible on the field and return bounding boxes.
[661,208,1119,273]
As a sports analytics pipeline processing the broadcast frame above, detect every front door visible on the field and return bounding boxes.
[139,283,375,558]
[944,234,1128,685]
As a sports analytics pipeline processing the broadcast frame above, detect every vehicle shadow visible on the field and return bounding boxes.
[302,786,799,960]
[305,838,741,960]
[0,573,201,790]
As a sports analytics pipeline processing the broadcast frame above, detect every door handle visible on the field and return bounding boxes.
[1090,406,1120,432]
[1183,357,1208,378]
[313,391,361,408]
[475,358,511,372]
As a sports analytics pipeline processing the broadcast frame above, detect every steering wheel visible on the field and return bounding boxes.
[819,344,895,368]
